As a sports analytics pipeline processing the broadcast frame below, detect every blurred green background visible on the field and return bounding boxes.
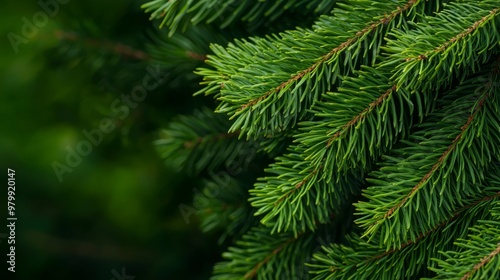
[1,0,221,279]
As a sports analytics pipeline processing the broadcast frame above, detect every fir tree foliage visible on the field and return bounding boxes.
[145,25,229,87]
[310,183,500,279]
[155,107,252,174]
[196,0,446,139]
[194,177,256,244]
[430,196,500,280]
[145,0,500,279]
[141,0,336,36]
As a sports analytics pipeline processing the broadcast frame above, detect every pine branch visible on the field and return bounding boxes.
[431,198,500,279]
[197,0,442,139]
[195,178,256,244]
[249,150,362,234]
[309,189,500,279]
[212,213,356,280]
[211,226,312,280]
[297,66,431,183]
[142,1,500,278]
[145,26,228,87]
[155,107,253,174]
[383,1,500,92]
[356,68,500,249]
[248,64,431,234]
[141,0,337,36]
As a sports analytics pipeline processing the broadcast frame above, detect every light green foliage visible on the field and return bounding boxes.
[429,198,500,279]
[146,0,500,278]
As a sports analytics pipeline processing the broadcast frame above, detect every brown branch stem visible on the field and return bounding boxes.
[240,0,417,111]
[55,30,150,61]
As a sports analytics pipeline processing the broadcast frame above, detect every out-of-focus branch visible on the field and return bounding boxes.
[55,30,150,61]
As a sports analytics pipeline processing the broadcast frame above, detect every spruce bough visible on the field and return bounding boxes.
[146,0,500,279]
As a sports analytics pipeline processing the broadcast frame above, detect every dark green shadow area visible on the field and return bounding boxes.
[1,0,219,279]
